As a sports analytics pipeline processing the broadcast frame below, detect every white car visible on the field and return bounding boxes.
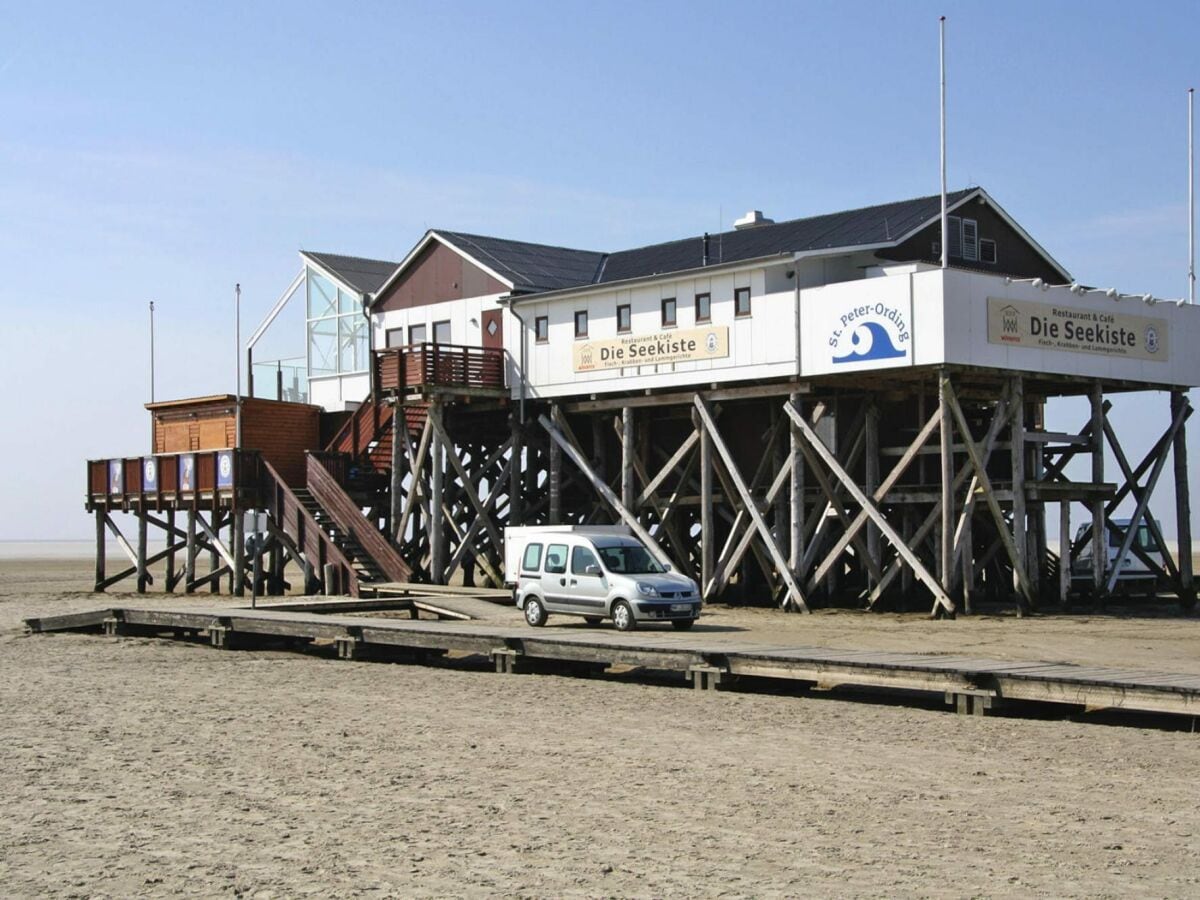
[504,526,701,631]
[1071,517,1165,592]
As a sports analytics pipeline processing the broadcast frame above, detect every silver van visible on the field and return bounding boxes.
[504,526,701,631]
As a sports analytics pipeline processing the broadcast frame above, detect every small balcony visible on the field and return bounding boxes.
[375,342,507,396]
[87,449,263,512]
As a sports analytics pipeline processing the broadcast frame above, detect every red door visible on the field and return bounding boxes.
[481,309,503,350]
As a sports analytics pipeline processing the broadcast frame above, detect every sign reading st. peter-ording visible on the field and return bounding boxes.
[573,325,729,373]
[986,297,1167,361]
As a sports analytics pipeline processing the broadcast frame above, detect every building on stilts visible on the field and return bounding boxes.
[86,187,1199,615]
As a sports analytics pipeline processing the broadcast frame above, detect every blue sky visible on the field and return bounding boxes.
[0,0,1196,540]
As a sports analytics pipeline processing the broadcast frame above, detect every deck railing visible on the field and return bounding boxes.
[376,342,506,393]
[86,448,262,512]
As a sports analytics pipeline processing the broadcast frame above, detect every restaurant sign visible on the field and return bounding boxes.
[573,325,730,372]
[986,297,1168,362]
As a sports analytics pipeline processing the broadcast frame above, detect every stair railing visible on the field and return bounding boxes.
[259,458,359,596]
[306,453,412,583]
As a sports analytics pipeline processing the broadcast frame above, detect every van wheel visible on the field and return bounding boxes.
[584,616,603,626]
[672,618,695,631]
[524,597,547,627]
[612,600,636,632]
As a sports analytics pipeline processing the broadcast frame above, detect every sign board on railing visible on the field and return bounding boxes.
[178,453,196,492]
[216,450,235,489]
[108,459,123,496]
[142,457,158,492]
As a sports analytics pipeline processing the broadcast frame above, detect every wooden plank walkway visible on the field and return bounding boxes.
[23,605,1200,720]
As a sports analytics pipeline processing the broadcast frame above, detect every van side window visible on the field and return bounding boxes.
[571,546,601,576]
[521,542,543,573]
[544,543,568,575]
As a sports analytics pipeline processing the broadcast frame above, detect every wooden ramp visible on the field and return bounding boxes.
[250,585,516,622]
[24,605,1200,721]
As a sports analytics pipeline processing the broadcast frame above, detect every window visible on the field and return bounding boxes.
[574,310,589,338]
[947,215,962,257]
[433,320,451,344]
[961,218,979,262]
[980,238,997,264]
[597,543,665,574]
[617,303,631,333]
[409,324,427,344]
[544,543,568,574]
[305,268,369,376]
[695,292,711,323]
[571,545,602,576]
[535,316,549,343]
[385,327,405,348]
[734,287,751,317]
[522,542,543,573]
[661,297,677,327]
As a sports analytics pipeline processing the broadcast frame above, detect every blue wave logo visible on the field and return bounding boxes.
[832,321,907,364]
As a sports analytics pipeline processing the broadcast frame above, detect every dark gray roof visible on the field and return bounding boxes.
[434,230,606,293]
[433,190,979,295]
[597,189,978,283]
[302,251,401,295]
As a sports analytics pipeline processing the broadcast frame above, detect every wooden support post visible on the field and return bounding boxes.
[93,509,105,592]
[430,404,446,583]
[209,512,220,594]
[509,415,523,527]
[1011,375,1028,600]
[621,406,635,513]
[184,509,197,595]
[789,392,804,580]
[1090,381,1106,597]
[938,373,953,594]
[165,509,176,593]
[232,508,245,597]
[1172,390,1195,610]
[960,508,973,615]
[1059,500,1071,607]
[697,409,714,592]
[864,397,880,589]
[136,505,148,594]
[390,400,404,541]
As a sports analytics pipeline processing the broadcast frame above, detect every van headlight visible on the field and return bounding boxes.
[636,582,659,597]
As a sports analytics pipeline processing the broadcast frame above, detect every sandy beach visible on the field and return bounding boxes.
[3,556,1200,898]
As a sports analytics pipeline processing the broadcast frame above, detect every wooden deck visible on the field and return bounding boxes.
[24,604,1200,721]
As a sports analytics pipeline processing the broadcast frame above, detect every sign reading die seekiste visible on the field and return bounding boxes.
[573,325,730,372]
[987,297,1168,361]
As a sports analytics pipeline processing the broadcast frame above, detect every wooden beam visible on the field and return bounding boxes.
[621,407,635,512]
[429,402,446,583]
[184,508,197,595]
[395,415,433,545]
[94,510,105,592]
[694,397,809,612]
[789,392,804,578]
[785,399,953,615]
[938,373,953,594]
[564,379,812,413]
[136,505,148,594]
[1090,381,1106,596]
[427,413,505,556]
[698,409,714,592]
[1059,500,1071,607]
[195,512,238,573]
[638,428,700,507]
[1010,375,1028,601]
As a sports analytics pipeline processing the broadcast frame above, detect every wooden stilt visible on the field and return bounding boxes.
[430,404,446,583]
[509,415,523,527]
[1090,381,1106,598]
[185,508,197,595]
[1011,375,1028,603]
[864,397,881,589]
[136,505,148,594]
[165,509,176,593]
[698,409,714,593]
[621,406,635,513]
[1172,390,1195,610]
[390,400,404,541]
[938,373,954,594]
[789,392,804,580]
[1059,500,1071,607]
[232,508,245,597]
[94,509,105,592]
[960,508,973,615]
[549,408,563,525]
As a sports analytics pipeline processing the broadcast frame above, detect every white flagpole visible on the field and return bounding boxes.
[235,283,243,448]
[1189,87,1195,304]
[940,16,948,269]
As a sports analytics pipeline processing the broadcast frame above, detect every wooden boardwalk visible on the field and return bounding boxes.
[25,605,1200,720]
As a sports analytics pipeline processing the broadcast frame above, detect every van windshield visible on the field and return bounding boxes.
[597,543,665,574]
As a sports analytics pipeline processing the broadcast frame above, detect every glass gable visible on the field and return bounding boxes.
[305,266,368,376]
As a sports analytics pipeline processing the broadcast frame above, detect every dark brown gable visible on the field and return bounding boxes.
[877,200,1065,283]
[374,239,509,311]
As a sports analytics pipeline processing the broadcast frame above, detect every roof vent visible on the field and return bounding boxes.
[734,210,774,230]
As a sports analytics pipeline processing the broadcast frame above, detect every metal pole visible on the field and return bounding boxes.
[1189,87,1195,304]
[235,283,242,448]
[939,15,948,269]
[149,300,156,452]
